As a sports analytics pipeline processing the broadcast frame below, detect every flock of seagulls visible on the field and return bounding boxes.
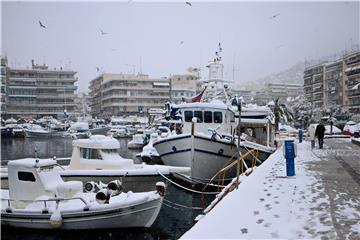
[37,2,284,73]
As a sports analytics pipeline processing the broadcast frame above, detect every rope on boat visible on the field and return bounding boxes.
[157,171,219,195]
[163,199,203,210]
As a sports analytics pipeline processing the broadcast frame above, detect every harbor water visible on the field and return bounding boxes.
[1,137,214,239]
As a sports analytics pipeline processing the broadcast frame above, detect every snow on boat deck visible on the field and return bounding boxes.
[182,140,360,239]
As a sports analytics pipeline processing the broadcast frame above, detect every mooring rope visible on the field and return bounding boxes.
[157,171,219,195]
[163,199,203,210]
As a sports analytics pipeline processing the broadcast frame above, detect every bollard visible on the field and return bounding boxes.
[298,129,303,143]
[283,139,296,177]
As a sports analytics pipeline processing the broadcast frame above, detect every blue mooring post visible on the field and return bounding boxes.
[284,139,295,176]
[298,129,303,143]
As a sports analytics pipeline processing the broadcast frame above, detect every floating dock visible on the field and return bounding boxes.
[182,138,360,239]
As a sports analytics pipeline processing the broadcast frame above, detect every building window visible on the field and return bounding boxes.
[204,111,212,123]
[214,112,223,123]
[184,111,193,122]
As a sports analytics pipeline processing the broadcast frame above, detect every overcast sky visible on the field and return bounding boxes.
[1,1,359,92]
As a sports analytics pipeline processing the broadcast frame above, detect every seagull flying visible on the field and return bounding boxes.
[270,13,280,19]
[100,29,109,35]
[275,44,285,49]
[185,1,192,6]
[39,21,46,28]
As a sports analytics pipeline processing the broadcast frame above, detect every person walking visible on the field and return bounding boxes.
[315,121,326,149]
[308,124,316,149]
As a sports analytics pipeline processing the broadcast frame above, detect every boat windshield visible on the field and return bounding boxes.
[80,148,102,160]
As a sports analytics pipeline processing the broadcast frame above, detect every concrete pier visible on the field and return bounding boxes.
[182,138,360,239]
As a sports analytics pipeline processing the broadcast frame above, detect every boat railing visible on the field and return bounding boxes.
[2,197,89,211]
[202,148,259,192]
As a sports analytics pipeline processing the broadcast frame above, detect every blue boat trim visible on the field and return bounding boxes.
[153,134,191,147]
[160,148,191,157]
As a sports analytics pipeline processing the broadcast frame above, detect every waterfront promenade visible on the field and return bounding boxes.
[182,138,360,239]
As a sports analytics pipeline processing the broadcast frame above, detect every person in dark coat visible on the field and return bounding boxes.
[315,122,326,149]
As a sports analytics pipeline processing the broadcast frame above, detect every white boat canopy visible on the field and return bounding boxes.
[73,135,120,149]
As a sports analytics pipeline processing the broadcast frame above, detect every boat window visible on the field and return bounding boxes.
[18,171,36,182]
[214,112,223,123]
[204,111,212,123]
[80,148,102,160]
[194,111,203,123]
[184,111,193,122]
[101,149,118,154]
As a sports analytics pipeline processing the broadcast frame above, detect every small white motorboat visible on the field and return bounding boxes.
[136,133,162,164]
[1,135,189,191]
[1,159,165,230]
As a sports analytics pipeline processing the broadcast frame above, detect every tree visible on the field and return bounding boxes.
[271,98,294,131]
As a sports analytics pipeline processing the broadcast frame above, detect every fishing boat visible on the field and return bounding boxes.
[153,45,275,186]
[68,121,110,138]
[109,117,132,138]
[1,159,164,230]
[127,129,153,149]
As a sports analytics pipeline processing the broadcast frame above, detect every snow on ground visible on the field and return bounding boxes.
[181,141,339,239]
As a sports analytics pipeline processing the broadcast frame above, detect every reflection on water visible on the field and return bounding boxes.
[1,137,214,239]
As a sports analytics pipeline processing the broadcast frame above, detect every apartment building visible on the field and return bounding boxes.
[304,64,326,108]
[89,73,170,116]
[3,59,77,119]
[253,83,304,106]
[1,56,7,113]
[304,51,360,113]
[232,89,254,104]
[344,52,360,113]
[169,74,199,104]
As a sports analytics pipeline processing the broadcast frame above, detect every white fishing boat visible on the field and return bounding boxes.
[68,122,110,138]
[109,117,132,138]
[136,133,162,164]
[153,45,275,186]
[1,159,164,230]
[1,135,189,192]
[127,129,153,149]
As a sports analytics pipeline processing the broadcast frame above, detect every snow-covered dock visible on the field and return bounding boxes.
[182,139,360,239]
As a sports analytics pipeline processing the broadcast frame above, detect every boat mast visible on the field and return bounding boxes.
[204,43,231,104]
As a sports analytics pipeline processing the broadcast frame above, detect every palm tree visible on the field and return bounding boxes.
[272,98,294,132]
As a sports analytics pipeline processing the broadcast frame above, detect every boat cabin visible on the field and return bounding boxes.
[69,135,134,170]
[176,100,236,135]
[8,159,83,208]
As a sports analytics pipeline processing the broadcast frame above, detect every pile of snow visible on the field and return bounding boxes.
[279,124,297,133]
[181,142,354,239]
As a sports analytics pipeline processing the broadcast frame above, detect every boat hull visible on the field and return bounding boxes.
[153,134,273,183]
[25,130,67,138]
[1,197,162,230]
